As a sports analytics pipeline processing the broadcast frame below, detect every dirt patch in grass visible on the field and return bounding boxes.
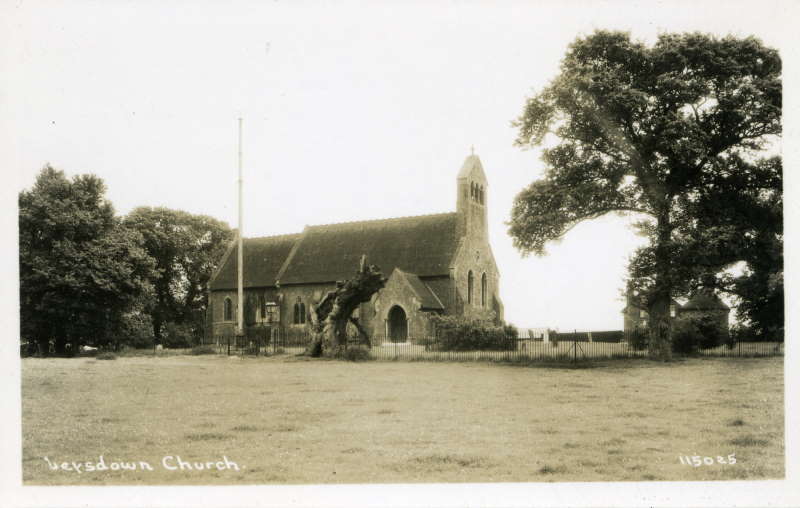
[539,464,568,474]
[231,425,260,432]
[185,433,231,442]
[269,424,300,433]
[729,435,770,447]
[403,454,491,471]
[621,411,648,418]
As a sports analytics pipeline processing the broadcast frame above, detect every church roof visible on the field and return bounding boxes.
[396,270,445,311]
[682,291,730,311]
[279,213,459,285]
[209,234,301,290]
[210,213,460,290]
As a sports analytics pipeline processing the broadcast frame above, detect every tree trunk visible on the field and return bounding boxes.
[307,256,385,358]
[54,333,68,357]
[648,209,673,361]
[37,337,50,357]
[349,317,371,348]
[152,315,163,345]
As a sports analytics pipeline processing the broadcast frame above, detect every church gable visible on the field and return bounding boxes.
[372,268,446,341]
[278,213,459,285]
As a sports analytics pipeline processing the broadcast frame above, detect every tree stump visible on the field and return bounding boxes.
[307,255,386,357]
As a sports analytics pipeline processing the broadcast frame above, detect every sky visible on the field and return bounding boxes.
[2,0,795,331]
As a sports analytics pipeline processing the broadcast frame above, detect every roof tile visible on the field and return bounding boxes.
[279,213,458,285]
[398,270,445,311]
[210,234,301,290]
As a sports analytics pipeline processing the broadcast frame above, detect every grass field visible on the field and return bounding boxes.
[21,354,784,484]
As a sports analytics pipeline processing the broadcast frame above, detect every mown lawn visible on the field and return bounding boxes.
[21,354,784,484]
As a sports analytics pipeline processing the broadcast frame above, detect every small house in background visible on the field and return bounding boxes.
[622,290,681,332]
[622,287,731,334]
[679,289,731,333]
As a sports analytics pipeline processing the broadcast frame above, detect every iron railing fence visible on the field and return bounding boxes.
[210,327,783,361]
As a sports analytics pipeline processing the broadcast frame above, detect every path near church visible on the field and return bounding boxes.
[22,355,783,484]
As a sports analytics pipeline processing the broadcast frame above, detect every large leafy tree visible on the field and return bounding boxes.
[510,31,781,358]
[628,155,783,340]
[19,166,156,355]
[124,207,232,343]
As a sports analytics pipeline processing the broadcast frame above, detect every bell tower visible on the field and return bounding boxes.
[456,151,488,240]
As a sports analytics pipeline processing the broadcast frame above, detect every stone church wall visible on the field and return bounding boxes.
[277,282,336,328]
[208,287,284,340]
[452,234,502,321]
[208,289,237,339]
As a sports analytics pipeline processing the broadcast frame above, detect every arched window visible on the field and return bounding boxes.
[259,294,266,320]
[224,297,233,321]
[470,182,475,198]
[467,270,474,305]
[481,273,487,307]
[294,299,306,325]
[480,186,485,204]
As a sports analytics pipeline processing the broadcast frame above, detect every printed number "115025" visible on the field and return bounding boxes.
[679,454,736,466]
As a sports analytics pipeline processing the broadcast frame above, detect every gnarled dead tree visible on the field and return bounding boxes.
[307,255,386,357]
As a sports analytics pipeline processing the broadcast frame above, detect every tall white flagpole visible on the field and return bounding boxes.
[237,117,244,337]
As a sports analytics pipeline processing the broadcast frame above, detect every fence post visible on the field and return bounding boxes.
[574,330,578,362]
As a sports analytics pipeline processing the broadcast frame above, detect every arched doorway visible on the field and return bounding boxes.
[388,305,408,343]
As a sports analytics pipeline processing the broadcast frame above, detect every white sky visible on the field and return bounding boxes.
[2,0,794,331]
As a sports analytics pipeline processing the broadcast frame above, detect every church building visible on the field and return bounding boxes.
[207,154,503,343]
